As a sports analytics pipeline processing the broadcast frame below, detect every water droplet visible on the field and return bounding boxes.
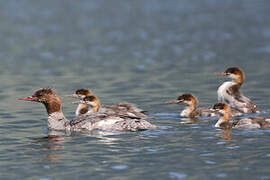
[169,172,187,180]
[112,165,128,170]
[216,173,227,178]
[204,160,216,165]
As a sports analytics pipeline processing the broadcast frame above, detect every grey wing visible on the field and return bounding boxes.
[103,103,148,119]
[196,107,216,117]
[69,113,107,129]
[227,85,259,113]
[117,102,147,113]
[111,119,157,131]
[251,116,270,129]
[233,117,261,129]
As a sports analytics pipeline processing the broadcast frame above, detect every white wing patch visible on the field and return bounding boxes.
[96,118,122,127]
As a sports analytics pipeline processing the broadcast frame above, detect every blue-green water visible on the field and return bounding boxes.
[1,0,270,179]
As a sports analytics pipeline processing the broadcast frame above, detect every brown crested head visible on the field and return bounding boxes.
[212,102,231,118]
[19,88,62,114]
[75,88,93,97]
[178,93,198,106]
[19,88,55,102]
[217,67,245,84]
[226,67,244,77]
[166,93,198,106]
[66,88,93,99]
[82,95,100,112]
[213,102,227,111]
[212,102,231,114]
[72,95,100,113]
[83,95,97,102]
[177,93,195,101]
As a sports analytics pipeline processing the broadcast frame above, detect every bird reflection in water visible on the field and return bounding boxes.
[180,118,198,124]
[218,129,232,142]
[34,130,67,162]
[32,130,126,162]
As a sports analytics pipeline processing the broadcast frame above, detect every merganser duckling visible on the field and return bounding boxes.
[165,93,215,117]
[66,88,94,116]
[216,67,260,114]
[68,89,148,119]
[212,102,270,129]
[72,96,147,119]
[73,95,101,114]
[19,88,157,132]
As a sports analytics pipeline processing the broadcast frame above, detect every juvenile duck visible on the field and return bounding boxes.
[216,67,260,114]
[212,102,270,129]
[68,89,148,119]
[166,93,216,117]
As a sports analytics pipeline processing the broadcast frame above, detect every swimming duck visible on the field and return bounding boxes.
[67,88,148,119]
[212,102,270,129]
[216,67,260,114]
[166,93,216,117]
[19,88,157,132]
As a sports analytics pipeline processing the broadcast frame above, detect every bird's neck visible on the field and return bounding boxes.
[75,104,89,116]
[215,110,231,128]
[92,102,100,113]
[48,112,69,130]
[43,98,62,115]
[181,102,196,117]
[233,74,244,86]
[90,97,101,113]
[42,98,70,130]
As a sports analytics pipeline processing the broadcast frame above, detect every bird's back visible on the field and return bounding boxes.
[69,110,155,131]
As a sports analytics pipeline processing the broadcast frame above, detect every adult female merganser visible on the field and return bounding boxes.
[212,102,270,129]
[19,88,157,132]
[67,89,148,119]
[216,67,260,114]
[165,93,216,117]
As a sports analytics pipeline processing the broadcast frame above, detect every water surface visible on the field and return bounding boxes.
[1,0,270,179]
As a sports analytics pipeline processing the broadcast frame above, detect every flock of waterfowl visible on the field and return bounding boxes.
[19,67,270,132]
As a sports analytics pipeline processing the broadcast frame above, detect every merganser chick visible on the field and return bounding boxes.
[72,96,101,114]
[212,102,270,129]
[66,88,94,116]
[166,93,216,117]
[216,67,260,114]
[66,88,93,99]
[72,96,145,119]
[19,88,157,132]
[68,89,148,119]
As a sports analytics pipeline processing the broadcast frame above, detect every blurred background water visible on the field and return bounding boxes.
[0,0,270,179]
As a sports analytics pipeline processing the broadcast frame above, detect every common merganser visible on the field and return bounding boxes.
[212,102,270,129]
[216,67,260,114]
[67,89,148,119]
[165,93,216,117]
[19,88,157,132]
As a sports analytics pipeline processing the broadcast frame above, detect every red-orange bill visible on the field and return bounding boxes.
[216,73,226,76]
[19,97,37,101]
[165,100,182,104]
